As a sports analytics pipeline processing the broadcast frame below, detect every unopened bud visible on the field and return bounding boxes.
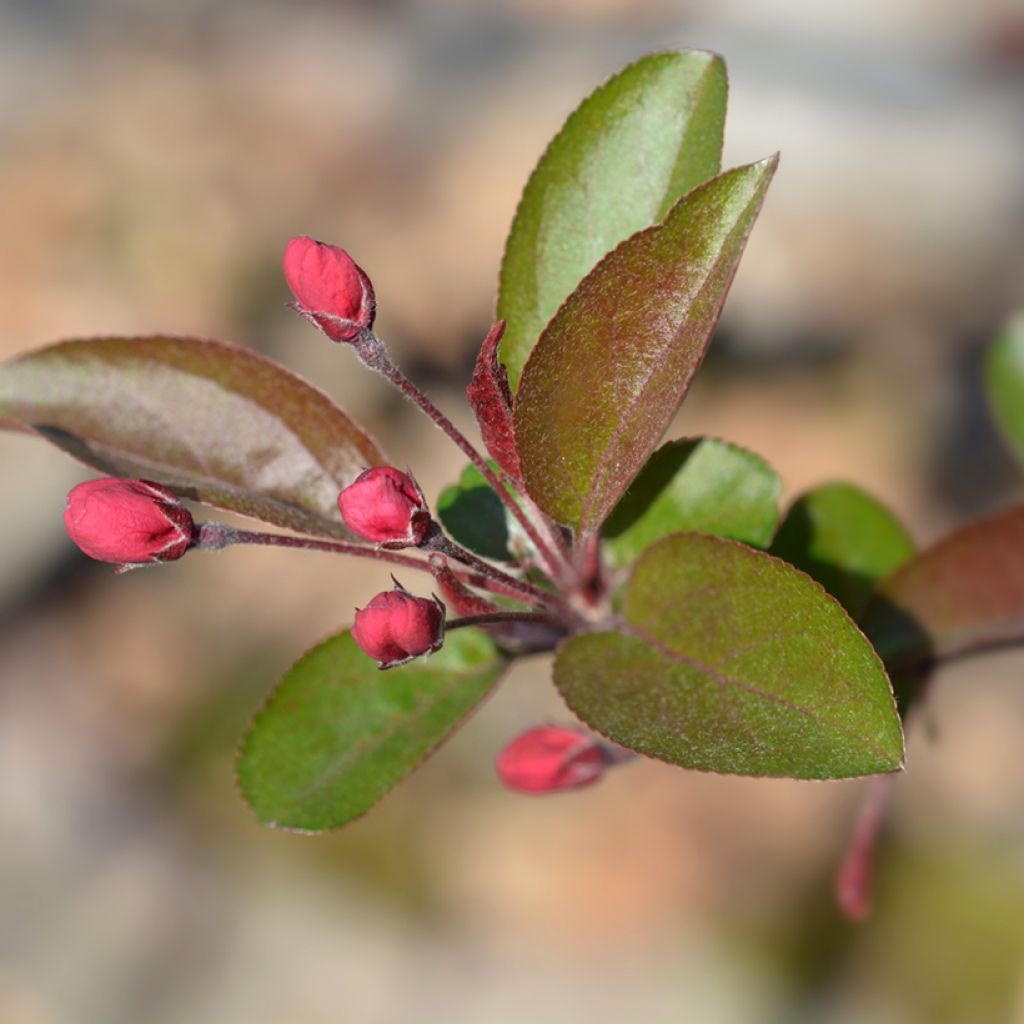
[352,585,445,669]
[338,467,431,547]
[283,235,375,343]
[495,725,608,794]
[64,478,196,567]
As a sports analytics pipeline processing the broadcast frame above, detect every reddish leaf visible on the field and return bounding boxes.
[466,320,521,481]
[0,335,386,538]
[861,506,1024,669]
[514,156,778,533]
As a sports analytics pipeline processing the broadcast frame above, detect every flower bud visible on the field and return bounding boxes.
[352,586,445,669]
[495,725,607,794]
[64,478,196,567]
[338,467,431,547]
[283,235,375,343]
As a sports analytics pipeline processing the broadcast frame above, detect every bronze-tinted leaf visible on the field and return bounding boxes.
[0,335,385,537]
[862,507,1024,669]
[514,157,778,534]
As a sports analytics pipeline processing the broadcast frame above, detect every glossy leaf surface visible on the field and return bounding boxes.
[239,629,505,831]
[498,50,727,389]
[514,156,778,533]
[602,437,780,566]
[0,336,385,538]
[985,312,1024,468]
[437,463,513,562]
[861,507,1024,669]
[555,533,903,779]
[770,482,915,618]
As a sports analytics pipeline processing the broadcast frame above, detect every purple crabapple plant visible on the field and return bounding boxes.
[4,51,1024,921]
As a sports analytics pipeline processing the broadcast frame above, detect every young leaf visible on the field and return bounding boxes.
[861,507,1024,670]
[984,312,1024,468]
[514,156,778,534]
[602,437,780,566]
[238,629,506,831]
[555,533,904,779]
[498,50,728,390]
[436,464,513,563]
[0,336,385,538]
[770,482,915,618]
[466,320,521,481]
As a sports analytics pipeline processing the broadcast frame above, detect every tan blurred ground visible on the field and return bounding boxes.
[2,2,1024,1022]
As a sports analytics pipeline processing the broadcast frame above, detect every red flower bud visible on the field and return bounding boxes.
[283,235,375,343]
[495,726,608,794]
[352,587,445,669]
[64,478,196,566]
[338,467,431,547]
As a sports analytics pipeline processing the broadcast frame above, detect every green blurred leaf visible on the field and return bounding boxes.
[861,506,1024,670]
[514,156,777,534]
[602,437,780,566]
[770,482,915,618]
[0,336,385,538]
[984,312,1024,468]
[436,463,513,562]
[555,533,903,779]
[498,50,727,390]
[238,629,506,831]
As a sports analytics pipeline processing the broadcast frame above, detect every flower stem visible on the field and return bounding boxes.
[194,523,535,604]
[423,529,556,609]
[353,330,572,584]
[445,611,556,631]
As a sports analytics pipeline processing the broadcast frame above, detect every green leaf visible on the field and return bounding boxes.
[602,437,780,566]
[984,312,1024,468]
[555,533,903,779]
[238,629,506,831]
[0,336,385,538]
[514,156,778,534]
[436,463,513,562]
[498,50,727,390]
[770,482,915,618]
[861,506,1024,670]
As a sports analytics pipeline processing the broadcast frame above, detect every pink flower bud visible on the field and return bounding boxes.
[338,467,431,547]
[495,725,608,794]
[352,587,446,669]
[283,235,375,343]
[64,478,196,566]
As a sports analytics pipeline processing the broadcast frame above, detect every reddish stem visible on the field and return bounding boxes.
[835,774,895,922]
[353,330,572,584]
[194,523,532,603]
[446,611,556,631]
[424,529,556,609]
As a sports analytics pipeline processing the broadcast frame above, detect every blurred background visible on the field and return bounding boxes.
[2,0,1024,1021]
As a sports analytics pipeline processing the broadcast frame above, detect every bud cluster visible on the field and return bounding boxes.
[56,234,589,803]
